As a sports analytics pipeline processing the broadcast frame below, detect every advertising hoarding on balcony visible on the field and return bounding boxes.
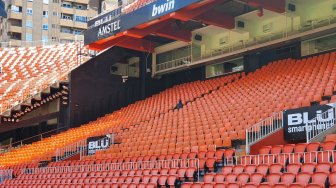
[84,0,201,45]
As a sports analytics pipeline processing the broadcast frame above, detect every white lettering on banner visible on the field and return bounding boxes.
[93,8,121,28]
[288,113,303,125]
[287,108,335,134]
[152,0,175,17]
[97,20,121,38]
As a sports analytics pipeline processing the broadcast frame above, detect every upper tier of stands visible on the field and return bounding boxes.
[0,42,89,114]
[0,51,335,169]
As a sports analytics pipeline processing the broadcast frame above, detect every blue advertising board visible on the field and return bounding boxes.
[84,0,201,45]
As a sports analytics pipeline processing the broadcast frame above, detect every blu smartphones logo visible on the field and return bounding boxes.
[152,0,175,17]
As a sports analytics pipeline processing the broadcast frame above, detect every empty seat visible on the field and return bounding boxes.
[267,173,281,185]
[237,173,250,185]
[310,172,329,187]
[287,163,301,174]
[321,141,336,151]
[280,173,296,186]
[307,142,320,152]
[269,164,283,174]
[295,172,312,186]
[256,164,269,176]
[301,163,316,173]
[316,162,330,173]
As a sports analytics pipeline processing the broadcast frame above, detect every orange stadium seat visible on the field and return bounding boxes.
[1,51,336,188]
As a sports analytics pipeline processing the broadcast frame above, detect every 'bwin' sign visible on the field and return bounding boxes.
[152,0,175,17]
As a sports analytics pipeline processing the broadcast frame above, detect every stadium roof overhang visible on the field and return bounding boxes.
[84,0,285,52]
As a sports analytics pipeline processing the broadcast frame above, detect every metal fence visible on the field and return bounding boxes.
[245,111,283,154]
[55,139,87,162]
[225,150,335,166]
[23,158,199,176]
[156,56,192,72]
[0,170,13,184]
[56,134,115,161]
[306,106,336,143]
[0,127,68,154]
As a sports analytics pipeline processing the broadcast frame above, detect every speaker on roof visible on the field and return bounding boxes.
[288,3,296,11]
[237,21,245,28]
[194,34,202,41]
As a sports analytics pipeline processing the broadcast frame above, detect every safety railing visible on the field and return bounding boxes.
[22,158,199,176]
[245,111,283,154]
[56,134,115,161]
[224,150,335,166]
[0,127,68,154]
[156,56,192,72]
[79,134,115,159]
[55,139,87,162]
[306,106,336,143]
[156,14,336,73]
[0,169,13,184]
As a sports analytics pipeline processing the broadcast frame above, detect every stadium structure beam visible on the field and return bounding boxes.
[123,20,173,38]
[88,35,126,51]
[116,37,155,53]
[155,24,192,42]
[171,0,227,21]
[242,0,286,13]
[196,10,235,29]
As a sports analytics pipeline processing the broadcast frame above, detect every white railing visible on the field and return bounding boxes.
[156,56,192,71]
[79,134,115,159]
[156,14,336,73]
[225,150,335,166]
[0,169,13,184]
[56,134,115,161]
[306,106,336,143]
[22,158,199,175]
[246,111,283,154]
[55,139,87,162]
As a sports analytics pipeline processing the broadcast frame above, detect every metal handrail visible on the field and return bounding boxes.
[306,106,336,143]
[0,126,68,154]
[225,150,336,166]
[56,133,115,161]
[245,111,283,154]
[156,56,192,71]
[0,169,13,184]
[156,14,336,73]
[22,158,199,175]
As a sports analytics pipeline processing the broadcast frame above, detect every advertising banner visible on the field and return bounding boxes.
[84,0,201,45]
[283,103,336,141]
[87,134,113,155]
